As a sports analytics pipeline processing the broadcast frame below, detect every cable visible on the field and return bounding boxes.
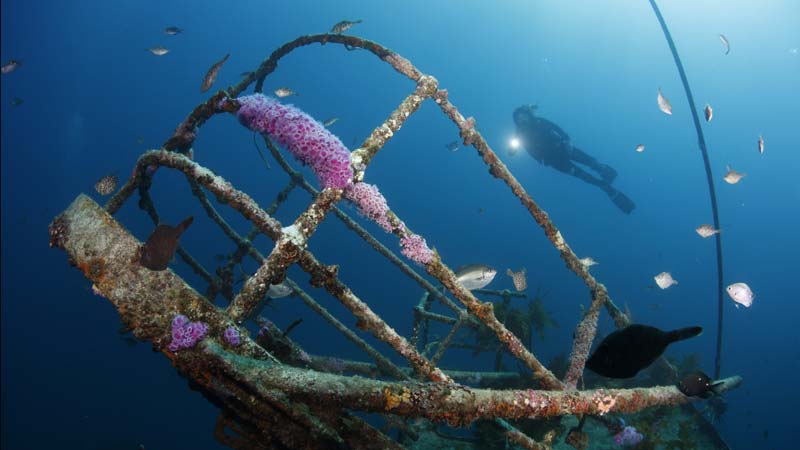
[647,0,725,379]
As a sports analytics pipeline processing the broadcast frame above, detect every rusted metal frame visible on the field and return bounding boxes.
[429,316,466,367]
[206,342,743,425]
[473,288,528,299]
[496,418,555,450]
[125,151,448,383]
[432,88,614,389]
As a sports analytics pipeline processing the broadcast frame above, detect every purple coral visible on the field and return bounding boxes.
[400,233,434,266]
[223,326,241,347]
[168,314,209,352]
[236,94,353,190]
[613,426,644,447]
[343,182,392,232]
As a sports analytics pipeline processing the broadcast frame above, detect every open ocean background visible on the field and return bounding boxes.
[2,1,798,448]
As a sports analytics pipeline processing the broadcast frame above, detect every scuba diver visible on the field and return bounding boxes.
[512,104,635,214]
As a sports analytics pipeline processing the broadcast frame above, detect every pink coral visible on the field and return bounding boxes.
[236,94,353,189]
[613,426,644,447]
[168,314,209,352]
[400,233,433,266]
[343,182,392,232]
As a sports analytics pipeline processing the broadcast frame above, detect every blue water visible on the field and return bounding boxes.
[2,1,798,448]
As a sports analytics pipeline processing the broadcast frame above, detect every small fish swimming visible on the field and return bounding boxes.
[704,103,713,122]
[719,34,730,55]
[139,216,194,271]
[695,224,721,238]
[634,144,645,153]
[726,282,754,308]
[586,324,702,378]
[94,174,118,196]
[274,87,296,98]
[201,53,230,92]
[330,19,363,34]
[678,370,723,398]
[723,165,745,184]
[11,97,23,107]
[445,140,460,152]
[579,257,598,268]
[323,116,339,127]
[455,264,497,291]
[1,60,21,74]
[654,272,678,289]
[147,46,169,56]
[657,88,673,115]
[164,26,183,35]
[506,268,527,291]
[267,282,293,299]
[757,135,765,155]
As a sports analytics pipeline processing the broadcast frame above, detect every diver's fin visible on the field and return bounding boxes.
[665,326,703,344]
[608,189,636,214]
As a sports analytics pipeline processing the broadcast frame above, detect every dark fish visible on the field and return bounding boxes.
[11,97,23,107]
[201,53,230,92]
[94,173,118,196]
[445,140,459,151]
[139,216,193,271]
[586,324,702,378]
[164,26,183,35]
[677,370,723,398]
[1,60,21,74]
[330,19,362,34]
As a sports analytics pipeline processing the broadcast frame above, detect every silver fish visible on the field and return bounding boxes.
[657,88,672,115]
[164,26,183,35]
[455,264,497,291]
[757,135,765,155]
[94,174,118,196]
[147,46,169,56]
[201,53,230,92]
[330,19,363,34]
[704,103,713,122]
[723,165,745,184]
[1,60,21,74]
[323,116,339,127]
[635,144,645,153]
[579,257,598,268]
[446,140,460,152]
[267,282,292,299]
[719,34,730,55]
[695,224,721,238]
[726,282,754,308]
[654,272,678,289]
[274,87,296,98]
[506,268,527,291]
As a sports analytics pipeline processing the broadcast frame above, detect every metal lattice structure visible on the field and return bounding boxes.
[49,34,741,450]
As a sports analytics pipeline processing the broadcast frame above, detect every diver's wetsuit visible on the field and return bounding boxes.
[514,110,635,214]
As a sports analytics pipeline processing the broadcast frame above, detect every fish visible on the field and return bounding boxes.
[704,103,713,122]
[139,216,194,271]
[323,116,339,127]
[657,88,672,115]
[634,144,645,153]
[586,324,702,378]
[723,165,745,184]
[654,272,678,289]
[757,135,765,155]
[274,87,296,98]
[445,140,460,152]
[579,257,598,268]
[164,26,183,35]
[678,370,723,398]
[726,282,754,308]
[330,19,363,34]
[506,268,527,291]
[147,46,169,56]
[1,60,21,74]
[267,282,293,299]
[11,97,23,107]
[240,71,254,78]
[201,53,230,92]
[719,34,730,55]
[455,264,497,291]
[695,224,721,238]
[94,173,118,196]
